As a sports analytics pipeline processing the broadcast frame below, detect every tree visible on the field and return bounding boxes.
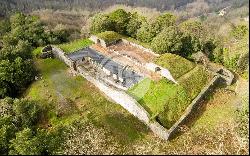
[108,9,130,35]
[0,97,65,155]
[153,13,176,34]
[0,57,35,98]
[9,128,42,155]
[151,26,183,54]
[0,19,11,39]
[10,13,46,47]
[0,124,17,154]
[13,99,41,128]
[126,12,146,38]
[0,98,15,154]
[136,22,156,43]
[0,39,32,61]
[179,20,204,53]
[90,13,113,34]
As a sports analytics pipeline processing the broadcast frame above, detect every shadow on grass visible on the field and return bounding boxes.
[168,82,228,140]
[101,112,150,145]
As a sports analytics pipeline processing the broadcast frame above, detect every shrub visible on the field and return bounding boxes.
[230,24,248,40]
[224,54,240,71]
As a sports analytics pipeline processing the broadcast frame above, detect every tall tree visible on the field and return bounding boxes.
[108,9,130,35]
[126,12,146,38]
[151,26,183,54]
[90,13,113,34]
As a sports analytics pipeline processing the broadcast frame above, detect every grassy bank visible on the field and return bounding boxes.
[128,65,212,129]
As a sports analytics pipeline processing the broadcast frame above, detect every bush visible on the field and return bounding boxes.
[224,54,240,71]
[210,46,224,63]
[0,97,66,155]
[13,99,42,128]
[0,58,35,98]
[230,24,248,40]
[235,95,249,138]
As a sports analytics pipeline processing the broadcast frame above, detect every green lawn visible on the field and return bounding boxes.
[24,58,149,144]
[154,53,196,79]
[57,38,93,53]
[128,65,212,129]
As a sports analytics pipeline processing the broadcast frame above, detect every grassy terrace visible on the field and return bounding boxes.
[96,31,123,43]
[128,54,212,129]
[57,38,93,53]
[154,53,196,79]
[24,58,148,144]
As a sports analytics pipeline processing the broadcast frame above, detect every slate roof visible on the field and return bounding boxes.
[67,47,143,88]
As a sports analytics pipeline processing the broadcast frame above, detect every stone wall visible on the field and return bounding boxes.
[145,63,177,84]
[89,35,107,47]
[52,46,74,68]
